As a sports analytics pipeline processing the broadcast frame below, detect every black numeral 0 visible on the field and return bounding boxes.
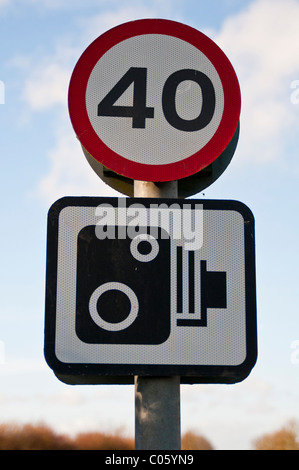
[97,67,215,132]
[162,69,215,132]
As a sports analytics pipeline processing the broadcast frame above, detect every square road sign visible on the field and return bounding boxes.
[44,197,257,384]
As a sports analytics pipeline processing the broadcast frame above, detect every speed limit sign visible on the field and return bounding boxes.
[68,19,241,182]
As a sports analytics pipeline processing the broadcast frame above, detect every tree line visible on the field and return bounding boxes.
[0,420,297,450]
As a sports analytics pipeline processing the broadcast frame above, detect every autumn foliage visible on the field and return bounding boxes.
[253,421,299,450]
[181,431,214,450]
[0,421,298,450]
[73,431,134,450]
[0,423,75,450]
[0,422,213,450]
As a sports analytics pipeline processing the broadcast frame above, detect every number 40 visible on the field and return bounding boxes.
[97,67,216,132]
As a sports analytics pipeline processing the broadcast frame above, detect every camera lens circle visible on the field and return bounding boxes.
[89,282,139,331]
[130,234,159,262]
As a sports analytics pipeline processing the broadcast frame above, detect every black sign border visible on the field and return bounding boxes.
[44,197,257,385]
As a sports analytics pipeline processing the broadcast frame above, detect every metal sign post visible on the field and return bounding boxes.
[134,180,181,450]
[44,17,257,453]
[135,375,181,450]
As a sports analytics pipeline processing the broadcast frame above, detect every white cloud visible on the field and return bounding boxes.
[77,1,179,47]
[19,42,118,203]
[21,1,170,112]
[0,356,45,376]
[22,2,174,203]
[37,123,119,204]
[23,63,70,110]
[21,42,80,111]
[181,375,291,449]
[213,0,299,165]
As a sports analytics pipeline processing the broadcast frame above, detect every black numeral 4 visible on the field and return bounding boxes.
[98,67,154,128]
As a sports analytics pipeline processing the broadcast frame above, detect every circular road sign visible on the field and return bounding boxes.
[68,19,241,182]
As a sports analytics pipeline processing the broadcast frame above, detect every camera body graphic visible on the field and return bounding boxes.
[75,225,171,345]
[75,222,227,345]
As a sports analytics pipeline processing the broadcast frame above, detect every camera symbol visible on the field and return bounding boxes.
[75,224,227,346]
[75,226,171,345]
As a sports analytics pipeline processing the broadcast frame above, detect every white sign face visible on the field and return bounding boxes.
[86,34,224,166]
[44,197,257,384]
[68,19,241,182]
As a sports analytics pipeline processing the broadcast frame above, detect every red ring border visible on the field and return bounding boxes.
[68,19,241,182]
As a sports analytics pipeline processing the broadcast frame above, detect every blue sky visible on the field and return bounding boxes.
[1,0,299,450]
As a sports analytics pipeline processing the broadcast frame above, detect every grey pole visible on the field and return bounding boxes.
[133,180,178,199]
[134,180,181,451]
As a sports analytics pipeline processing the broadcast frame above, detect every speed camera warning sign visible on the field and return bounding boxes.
[68,19,241,182]
[44,197,257,385]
